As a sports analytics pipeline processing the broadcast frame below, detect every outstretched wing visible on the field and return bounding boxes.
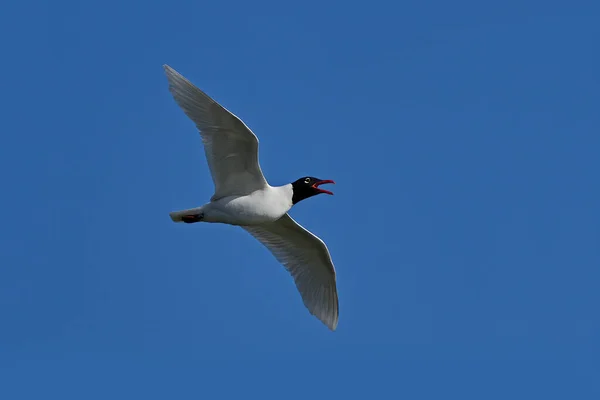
[242,214,339,330]
[164,65,269,200]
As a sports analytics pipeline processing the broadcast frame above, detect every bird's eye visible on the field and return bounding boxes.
[304,178,311,184]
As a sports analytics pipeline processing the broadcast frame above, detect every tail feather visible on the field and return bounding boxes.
[169,207,204,223]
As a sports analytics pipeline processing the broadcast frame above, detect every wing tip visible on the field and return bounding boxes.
[319,313,338,331]
[163,64,181,82]
[328,319,339,331]
[315,288,339,332]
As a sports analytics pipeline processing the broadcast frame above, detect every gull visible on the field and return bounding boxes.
[163,65,339,330]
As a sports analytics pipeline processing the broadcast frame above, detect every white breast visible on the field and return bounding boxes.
[201,185,294,226]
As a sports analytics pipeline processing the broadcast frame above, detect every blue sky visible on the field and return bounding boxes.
[1,0,599,398]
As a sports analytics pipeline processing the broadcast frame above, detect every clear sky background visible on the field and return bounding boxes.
[1,0,599,398]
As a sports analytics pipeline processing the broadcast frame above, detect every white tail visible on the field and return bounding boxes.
[169,206,204,223]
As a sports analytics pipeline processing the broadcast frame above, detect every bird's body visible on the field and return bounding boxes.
[171,184,294,226]
[163,65,339,330]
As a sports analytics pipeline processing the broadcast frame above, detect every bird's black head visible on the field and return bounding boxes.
[291,176,335,204]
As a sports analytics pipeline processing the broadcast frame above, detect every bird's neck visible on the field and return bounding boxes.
[271,183,295,206]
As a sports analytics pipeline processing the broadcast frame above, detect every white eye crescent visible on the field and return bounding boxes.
[304,178,311,184]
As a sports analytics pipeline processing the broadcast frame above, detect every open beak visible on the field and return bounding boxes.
[312,179,335,195]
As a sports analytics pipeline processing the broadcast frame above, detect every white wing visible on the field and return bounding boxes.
[164,65,269,200]
[242,214,339,330]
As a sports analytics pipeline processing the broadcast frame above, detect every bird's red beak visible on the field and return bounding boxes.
[312,179,335,195]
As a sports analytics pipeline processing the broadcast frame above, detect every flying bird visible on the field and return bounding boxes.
[163,65,339,330]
